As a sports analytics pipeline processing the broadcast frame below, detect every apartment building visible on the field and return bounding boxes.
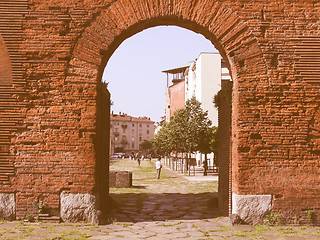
[163,62,191,122]
[110,113,155,154]
[163,52,231,125]
[163,52,231,165]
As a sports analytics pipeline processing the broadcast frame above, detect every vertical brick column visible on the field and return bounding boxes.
[217,80,232,216]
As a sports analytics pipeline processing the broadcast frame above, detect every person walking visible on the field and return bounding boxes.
[136,152,141,166]
[156,157,162,179]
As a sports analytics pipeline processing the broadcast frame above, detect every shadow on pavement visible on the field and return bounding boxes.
[107,192,221,223]
[131,185,147,189]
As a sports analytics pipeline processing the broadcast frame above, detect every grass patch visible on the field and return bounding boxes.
[110,158,218,195]
[113,222,133,227]
[198,229,210,237]
[250,224,271,239]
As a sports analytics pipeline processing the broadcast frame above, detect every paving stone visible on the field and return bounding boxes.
[184,230,207,238]
[2,160,320,239]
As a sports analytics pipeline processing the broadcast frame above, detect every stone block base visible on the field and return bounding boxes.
[232,193,272,224]
[0,193,15,220]
[60,193,96,222]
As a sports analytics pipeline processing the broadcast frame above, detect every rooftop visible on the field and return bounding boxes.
[162,62,192,74]
[111,113,154,123]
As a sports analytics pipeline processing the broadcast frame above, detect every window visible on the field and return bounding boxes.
[147,124,149,128]
[132,123,135,127]
[132,143,134,148]
[139,137,142,141]
[139,124,142,127]
[114,122,119,126]
[147,130,149,134]
[131,137,135,143]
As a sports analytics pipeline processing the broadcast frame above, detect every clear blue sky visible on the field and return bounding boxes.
[102,26,217,122]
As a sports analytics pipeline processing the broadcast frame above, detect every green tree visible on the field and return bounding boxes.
[139,139,152,150]
[139,140,153,155]
[199,126,218,155]
[153,97,215,163]
[199,126,218,175]
[151,122,172,156]
[167,108,190,154]
[185,97,212,153]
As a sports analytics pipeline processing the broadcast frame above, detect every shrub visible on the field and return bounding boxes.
[263,212,282,226]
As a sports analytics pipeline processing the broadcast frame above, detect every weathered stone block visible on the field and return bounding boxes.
[232,193,272,225]
[0,193,15,220]
[229,214,243,225]
[60,193,95,222]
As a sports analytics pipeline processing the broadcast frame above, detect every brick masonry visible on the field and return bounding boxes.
[0,35,12,84]
[0,0,319,223]
[217,79,232,217]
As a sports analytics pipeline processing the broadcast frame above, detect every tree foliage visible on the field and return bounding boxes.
[151,122,172,156]
[139,140,153,151]
[152,97,217,156]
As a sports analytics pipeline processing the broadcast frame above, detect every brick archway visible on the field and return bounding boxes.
[67,0,267,219]
[1,0,319,224]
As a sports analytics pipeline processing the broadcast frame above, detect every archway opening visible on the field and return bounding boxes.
[67,1,267,222]
[101,25,233,222]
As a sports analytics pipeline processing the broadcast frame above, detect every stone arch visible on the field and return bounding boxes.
[67,0,267,84]
[65,0,269,217]
[0,34,13,84]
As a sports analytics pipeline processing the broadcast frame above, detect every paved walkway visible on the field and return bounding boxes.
[0,158,320,239]
[108,158,220,223]
[162,164,219,182]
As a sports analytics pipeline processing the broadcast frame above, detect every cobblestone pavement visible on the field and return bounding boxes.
[108,159,220,223]
[0,159,320,239]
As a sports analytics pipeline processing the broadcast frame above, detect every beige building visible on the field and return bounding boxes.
[163,52,231,165]
[163,53,231,125]
[110,113,155,154]
[185,52,231,126]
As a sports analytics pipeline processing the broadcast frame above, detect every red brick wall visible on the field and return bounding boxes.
[0,35,12,84]
[0,0,318,222]
[217,80,232,216]
[169,81,186,117]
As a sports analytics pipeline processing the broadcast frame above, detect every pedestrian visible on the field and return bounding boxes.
[156,157,162,179]
[136,152,141,166]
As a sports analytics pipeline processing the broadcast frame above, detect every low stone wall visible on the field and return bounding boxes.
[109,171,132,188]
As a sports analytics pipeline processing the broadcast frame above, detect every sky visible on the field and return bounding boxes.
[102,26,217,123]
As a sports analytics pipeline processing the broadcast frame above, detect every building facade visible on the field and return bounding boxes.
[164,53,231,125]
[110,113,155,154]
[185,52,231,126]
[163,52,231,165]
[163,63,191,122]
